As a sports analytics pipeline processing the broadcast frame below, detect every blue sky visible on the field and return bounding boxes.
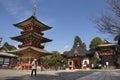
[0,0,115,53]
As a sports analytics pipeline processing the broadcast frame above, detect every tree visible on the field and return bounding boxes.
[93,0,120,35]
[91,53,100,68]
[47,51,67,70]
[89,37,103,68]
[73,36,86,49]
[89,37,103,52]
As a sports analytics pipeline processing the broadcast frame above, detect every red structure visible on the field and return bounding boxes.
[96,40,117,69]
[9,4,52,70]
[63,42,93,70]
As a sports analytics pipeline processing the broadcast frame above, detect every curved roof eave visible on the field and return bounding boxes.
[13,16,52,31]
[0,52,18,57]
[8,46,51,55]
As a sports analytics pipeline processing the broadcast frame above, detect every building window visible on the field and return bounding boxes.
[69,62,72,65]
[4,58,10,65]
[0,57,3,64]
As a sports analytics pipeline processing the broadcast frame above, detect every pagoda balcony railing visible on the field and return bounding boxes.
[18,43,44,49]
[21,28,44,35]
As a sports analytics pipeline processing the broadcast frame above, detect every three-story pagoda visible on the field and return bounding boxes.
[9,3,52,69]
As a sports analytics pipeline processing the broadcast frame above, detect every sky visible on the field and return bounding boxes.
[0,0,116,53]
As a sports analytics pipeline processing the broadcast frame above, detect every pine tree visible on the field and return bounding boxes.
[72,36,86,49]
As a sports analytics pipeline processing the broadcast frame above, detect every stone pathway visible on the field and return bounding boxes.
[1,69,120,80]
[76,70,120,80]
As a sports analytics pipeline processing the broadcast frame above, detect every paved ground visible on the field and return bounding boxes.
[0,69,120,80]
[77,70,120,80]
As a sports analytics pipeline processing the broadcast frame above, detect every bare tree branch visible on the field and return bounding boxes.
[92,0,120,35]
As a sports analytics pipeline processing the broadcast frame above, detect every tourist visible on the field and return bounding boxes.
[31,59,37,77]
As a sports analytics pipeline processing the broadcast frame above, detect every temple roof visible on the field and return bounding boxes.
[97,40,117,47]
[0,52,18,57]
[13,16,52,31]
[114,34,120,41]
[11,32,52,43]
[0,46,9,52]
[63,46,91,58]
[7,46,51,57]
[97,44,117,47]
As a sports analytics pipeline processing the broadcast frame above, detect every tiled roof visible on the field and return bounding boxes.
[63,46,91,58]
[0,52,18,57]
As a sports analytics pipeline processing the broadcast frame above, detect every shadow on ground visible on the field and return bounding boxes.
[3,70,96,80]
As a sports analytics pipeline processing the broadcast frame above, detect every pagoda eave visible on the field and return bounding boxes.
[8,46,51,57]
[10,33,52,43]
[13,16,52,31]
[11,37,52,43]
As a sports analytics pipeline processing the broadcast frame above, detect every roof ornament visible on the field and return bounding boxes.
[33,0,36,16]
[103,39,110,44]
[74,42,79,56]
[74,49,78,56]
[77,42,80,47]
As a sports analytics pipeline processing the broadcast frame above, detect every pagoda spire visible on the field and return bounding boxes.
[33,0,36,16]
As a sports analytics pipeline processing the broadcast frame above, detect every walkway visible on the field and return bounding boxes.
[0,69,120,80]
[76,70,120,80]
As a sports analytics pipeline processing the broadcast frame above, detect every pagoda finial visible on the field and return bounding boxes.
[33,0,36,16]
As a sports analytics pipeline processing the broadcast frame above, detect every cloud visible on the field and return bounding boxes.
[0,0,32,21]
[64,45,69,49]
[0,0,22,15]
[63,45,69,51]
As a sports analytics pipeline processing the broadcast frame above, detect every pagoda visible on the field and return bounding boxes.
[8,3,52,69]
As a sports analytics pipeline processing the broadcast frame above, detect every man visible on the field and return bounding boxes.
[31,59,37,77]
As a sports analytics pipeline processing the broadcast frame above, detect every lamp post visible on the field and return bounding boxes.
[0,37,2,46]
[60,60,64,70]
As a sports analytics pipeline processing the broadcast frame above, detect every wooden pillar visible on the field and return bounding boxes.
[71,59,74,70]
[28,57,31,64]
[81,60,83,69]
[79,59,82,69]
[88,57,91,68]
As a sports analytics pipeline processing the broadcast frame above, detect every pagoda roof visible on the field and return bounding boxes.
[7,46,51,57]
[11,32,52,43]
[13,16,52,31]
[63,46,91,58]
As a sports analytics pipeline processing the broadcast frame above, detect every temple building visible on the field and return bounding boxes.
[0,52,17,68]
[63,37,93,70]
[96,40,117,69]
[114,34,120,66]
[114,34,120,45]
[0,41,17,68]
[8,3,52,70]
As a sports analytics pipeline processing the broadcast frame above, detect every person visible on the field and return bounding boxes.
[106,61,109,69]
[31,59,37,77]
